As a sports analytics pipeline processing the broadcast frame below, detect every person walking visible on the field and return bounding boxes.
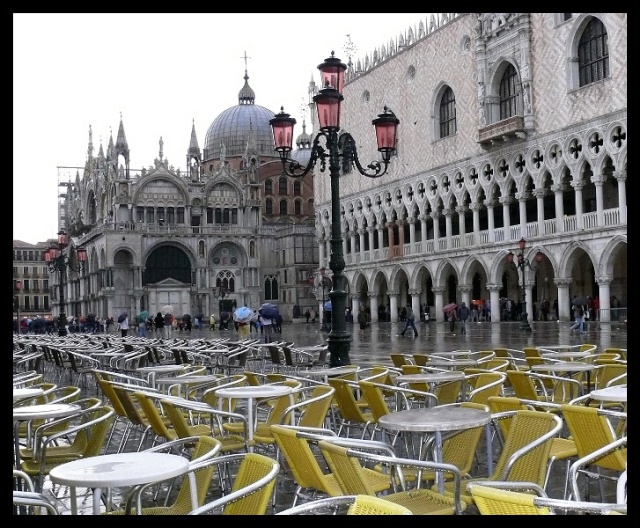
[357,306,368,337]
[118,315,129,337]
[260,311,274,343]
[154,312,165,339]
[570,304,585,334]
[457,302,470,335]
[164,313,173,339]
[305,309,311,323]
[137,315,147,337]
[400,304,418,337]
[448,309,457,334]
[209,313,217,331]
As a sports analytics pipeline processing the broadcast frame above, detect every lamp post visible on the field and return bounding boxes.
[506,237,543,332]
[44,230,87,336]
[14,280,22,334]
[270,52,399,366]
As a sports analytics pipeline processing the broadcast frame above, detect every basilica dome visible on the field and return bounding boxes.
[203,70,277,161]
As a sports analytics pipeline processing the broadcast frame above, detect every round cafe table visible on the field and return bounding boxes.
[49,452,190,514]
[137,364,187,388]
[303,366,359,384]
[425,358,478,370]
[13,387,44,403]
[540,351,591,360]
[13,403,81,469]
[155,374,222,397]
[588,386,627,403]
[378,406,492,494]
[530,362,596,392]
[215,384,294,451]
[396,371,467,400]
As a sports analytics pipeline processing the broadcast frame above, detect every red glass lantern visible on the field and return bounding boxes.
[372,107,400,161]
[314,88,343,131]
[269,107,296,156]
[57,230,69,247]
[518,237,526,251]
[317,53,347,93]
[76,247,88,262]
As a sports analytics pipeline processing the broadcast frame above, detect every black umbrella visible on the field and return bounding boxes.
[572,296,588,306]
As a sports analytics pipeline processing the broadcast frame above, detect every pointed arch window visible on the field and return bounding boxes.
[578,18,609,87]
[294,199,301,215]
[265,198,273,215]
[293,180,301,195]
[264,275,278,301]
[499,64,519,120]
[439,86,456,138]
[265,180,273,195]
[279,199,288,215]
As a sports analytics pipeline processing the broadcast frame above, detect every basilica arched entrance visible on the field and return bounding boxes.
[143,245,193,316]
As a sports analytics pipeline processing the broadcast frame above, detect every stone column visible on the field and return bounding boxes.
[419,214,428,244]
[350,231,357,257]
[325,239,331,265]
[432,212,441,252]
[591,173,605,227]
[614,170,627,224]
[351,295,361,321]
[459,284,472,309]
[456,206,466,247]
[552,184,565,233]
[358,229,366,255]
[388,290,399,323]
[571,180,585,230]
[408,216,416,248]
[367,226,375,253]
[469,203,481,245]
[500,197,512,241]
[533,188,545,234]
[516,192,528,238]
[318,237,325,268]
[485,200,496,242]
[555,278,573,321]
[387,222,395,250]
[432,286,446,323]
[409,289,421,325]
[443,208,453,249]
[485,284,501,322]
[595,275,613,323]
[377,226,384,252]
[368,291,379,323]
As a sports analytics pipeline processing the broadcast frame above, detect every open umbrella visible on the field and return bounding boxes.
[572,296,588,307]
[118,312,128,323]
[442,303,458,314]
[471,299,483,307]
[139,310,149,320]
[160,305,174,315]
[234,306,252,322]
[324,300,332,311]
[260,303,279,319]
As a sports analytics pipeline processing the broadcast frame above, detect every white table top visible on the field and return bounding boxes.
[428,350,473,357]
[304,366,359,378]
[155,375,222,386]
[396,372,465,384]
[137,365,187,373]
[13,403,81,420]
[215,384,293,399]
[378,406,491,433]
[540,351,591,360]
[589,386,627,402]
[425,359,478,368]
[531,362,595,373]
[13,388,44,402]
[49,452,189,489]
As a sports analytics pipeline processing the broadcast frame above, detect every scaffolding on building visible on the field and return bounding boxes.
[57,166,82,234]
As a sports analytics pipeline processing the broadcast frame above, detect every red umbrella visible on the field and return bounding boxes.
[471,299,483,307]
[442,303,458,314]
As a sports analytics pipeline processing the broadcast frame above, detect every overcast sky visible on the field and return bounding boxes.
[13,13,429,244]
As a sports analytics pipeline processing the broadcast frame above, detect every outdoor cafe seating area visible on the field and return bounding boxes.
[13,333,627,515]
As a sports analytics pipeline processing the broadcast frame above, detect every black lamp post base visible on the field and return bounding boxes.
[519,311,532,332]
[328,333,351,367]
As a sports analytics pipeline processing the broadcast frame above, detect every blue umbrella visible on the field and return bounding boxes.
[260,303,279,319]
[324,300,332,312]
[234,306,252,322]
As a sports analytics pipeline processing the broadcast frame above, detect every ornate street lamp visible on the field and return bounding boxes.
[270,52,399,366]
[45,230,87,336]
[506,237,543,332]
[14,280,22,334]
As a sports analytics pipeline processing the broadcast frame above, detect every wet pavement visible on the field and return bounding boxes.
[31,319,627,514]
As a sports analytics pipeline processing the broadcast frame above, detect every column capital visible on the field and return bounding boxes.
[595,275,614,285]
[418,213,428,221]
[455,205,467,215]
[431,287,446,294]
[408,289,422,296]
[515,192,530,201]
[469,202,482,212]
[613,170,627,182]
[387,290,400,296]
[442,208,454,216]
[551,184,565,193]
[458,285,472,294]
[486,283,502,292]
[571,180,585,191]
[554,278,573,287]
[499,196,513,206]
[590,174,606,185]
[368,290,377,298]
[532,189,545,199]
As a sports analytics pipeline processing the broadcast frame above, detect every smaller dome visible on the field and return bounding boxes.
[291,120,312,166]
